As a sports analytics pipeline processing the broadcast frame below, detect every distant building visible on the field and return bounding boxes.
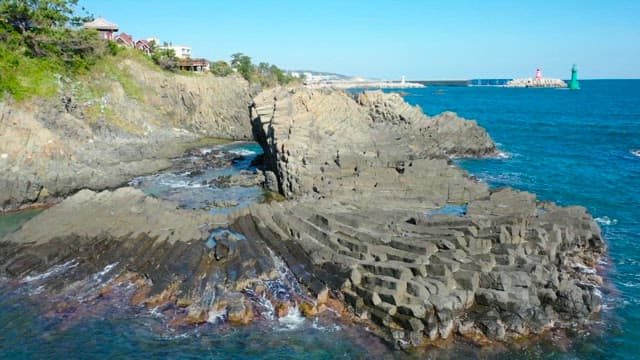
[179,58,210,72]
[114,32,134,47]
[83,17,119,40]
[158,45,191,59]
[135,40,152,55]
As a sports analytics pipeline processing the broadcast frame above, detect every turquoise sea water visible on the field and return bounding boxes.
[1,81,639,358]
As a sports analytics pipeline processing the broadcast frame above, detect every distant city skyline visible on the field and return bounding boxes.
[79,0,640,80]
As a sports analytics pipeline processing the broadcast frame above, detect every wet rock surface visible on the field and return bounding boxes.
[0,187,304,329]
[247,88,606,347]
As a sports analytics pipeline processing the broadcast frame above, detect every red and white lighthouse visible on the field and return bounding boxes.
[535,68,543,79]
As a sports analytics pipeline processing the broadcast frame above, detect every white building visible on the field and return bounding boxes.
[158,45,192,59]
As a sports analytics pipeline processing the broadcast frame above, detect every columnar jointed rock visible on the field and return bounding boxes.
[248,87,606,347]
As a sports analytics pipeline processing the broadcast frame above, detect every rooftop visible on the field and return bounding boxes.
[84,17,119,31]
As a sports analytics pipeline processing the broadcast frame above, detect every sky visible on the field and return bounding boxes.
[78,0,640,80]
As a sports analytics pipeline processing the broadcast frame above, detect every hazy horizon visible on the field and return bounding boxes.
[79,0,640,80]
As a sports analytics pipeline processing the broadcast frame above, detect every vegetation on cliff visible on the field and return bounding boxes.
[0,0,118,99]
[211,53,300,88]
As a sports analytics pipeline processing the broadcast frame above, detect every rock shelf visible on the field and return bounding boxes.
[248,88,606,346]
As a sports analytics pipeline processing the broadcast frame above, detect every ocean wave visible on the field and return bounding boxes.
[595,216,618,226]
[489,150,514,159]
[277,305,305,330]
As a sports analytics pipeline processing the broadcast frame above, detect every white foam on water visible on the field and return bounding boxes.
[150,306,165,318]
[494,151,512,159]
[311,318,341,332]
[595,216,618,226]
[571,262,597,275]
[228,149,257,157]
[28,285,45,296]
[277,304,305,331]
[22,259,79,283]
[207,308,227,324]
[246,290,275,321]
[631,149,640,157]
[161,179,206,189]
[93,262,119,281]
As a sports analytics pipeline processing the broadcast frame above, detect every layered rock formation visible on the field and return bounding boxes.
[247,88,606,346]
[0,58,254,209]
[0,188,290,326]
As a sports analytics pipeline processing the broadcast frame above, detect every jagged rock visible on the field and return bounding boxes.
[244,87,606,347]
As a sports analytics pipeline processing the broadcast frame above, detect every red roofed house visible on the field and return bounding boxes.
[135,40,152,55]
[83,17,119,40]
[114,32,134,48]
[179,58,210,72]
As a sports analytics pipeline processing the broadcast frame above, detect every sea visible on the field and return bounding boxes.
[1,80,639,359]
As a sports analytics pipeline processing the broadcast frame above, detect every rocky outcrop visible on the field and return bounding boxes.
[0,188,292,327]
[0,59,254,209]
[251,88,495,200]
[248,87,606,347]
[0,85,607,350]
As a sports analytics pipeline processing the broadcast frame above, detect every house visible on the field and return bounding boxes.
[114,32,134,47]
[83,17,119,40]
[135,40,152,55]
[179,58,210,72]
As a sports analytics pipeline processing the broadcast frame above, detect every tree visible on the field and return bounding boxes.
[1,0,93,57]
[230,52,253,81]
[1,0,90,34]
[210,60,232,77]
[151,46,178,72]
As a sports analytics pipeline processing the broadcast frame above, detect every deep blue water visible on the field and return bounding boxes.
[1,81,639,358]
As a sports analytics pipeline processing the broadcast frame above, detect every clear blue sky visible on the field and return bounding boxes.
[78,0,640,80]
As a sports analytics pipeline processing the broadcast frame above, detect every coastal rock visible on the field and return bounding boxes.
[0,188,283,327]
[0,58,254,210]
[246,87,606,346]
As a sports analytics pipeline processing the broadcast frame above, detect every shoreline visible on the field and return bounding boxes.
[0,84,607,353]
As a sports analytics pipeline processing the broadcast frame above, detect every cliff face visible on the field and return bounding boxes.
[251,88,496,201]
[248,88,606,346]
[0,58,254,209]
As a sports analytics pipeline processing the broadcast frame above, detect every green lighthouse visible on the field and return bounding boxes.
[568,64,580,90]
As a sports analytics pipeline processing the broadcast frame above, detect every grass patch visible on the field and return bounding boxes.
[0,44,62,100]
